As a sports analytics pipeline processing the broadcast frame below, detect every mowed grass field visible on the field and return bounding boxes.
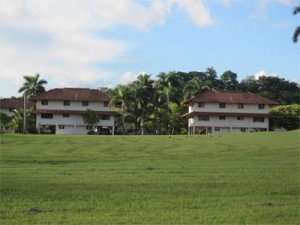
[0,131,299,224]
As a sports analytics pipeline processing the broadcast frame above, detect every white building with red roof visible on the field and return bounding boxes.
[30,88,115,134]
[183,91,278,135]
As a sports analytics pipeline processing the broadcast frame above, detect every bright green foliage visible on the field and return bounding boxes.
[0,131,299,224]
[82,109,100,132]
[270,104,300,130]
[9,107,36,133]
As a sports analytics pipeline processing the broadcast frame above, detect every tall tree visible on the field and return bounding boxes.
[108,85,134,134]
[18,73,47,134]
[183,77,207,99]
[133,74,154,135]
[220,70,238,90]
[293,6,300,43]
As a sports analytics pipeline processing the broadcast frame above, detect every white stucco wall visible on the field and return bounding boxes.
[189,103,269,114]
[0,108,14,117]
[189,116,268,129]
[36,100,112,112]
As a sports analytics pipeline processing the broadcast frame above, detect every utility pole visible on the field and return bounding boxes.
[23,93,27,134]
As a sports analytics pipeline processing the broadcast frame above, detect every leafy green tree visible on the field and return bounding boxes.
[240,76,299,104]
[293,6,300,43]
[0,113,12,130]
[270,104,300,130]
[10,107,35,133]
[220,70,238,90]
[82,109,100,133]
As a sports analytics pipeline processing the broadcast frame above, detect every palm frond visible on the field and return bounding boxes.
[293,26,300,43]
[293,6,300,15]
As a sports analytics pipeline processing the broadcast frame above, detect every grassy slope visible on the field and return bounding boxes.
[0,131,299,224]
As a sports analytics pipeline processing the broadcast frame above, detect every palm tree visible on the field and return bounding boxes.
[108,85,134,134]
[183,77,207,99]
[133,74,154,135]
[293,6,300,43]
[18,73,48,96]
[18,73,47,133]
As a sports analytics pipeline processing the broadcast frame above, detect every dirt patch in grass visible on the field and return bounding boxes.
[28,208,42,215]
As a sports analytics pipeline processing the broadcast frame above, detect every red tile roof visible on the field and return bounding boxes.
[184,91,278,105]
[182,111,272,118]
[30,88,110,102]
[34,109,116,115]
[0,98,34,109]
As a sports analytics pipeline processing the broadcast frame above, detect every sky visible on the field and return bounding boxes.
[0,0,299,98]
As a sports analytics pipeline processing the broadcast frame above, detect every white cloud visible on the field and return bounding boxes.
[119,71,147,84]
[0,0,216,97]
[173,0,214,26]
[254,70,278,80]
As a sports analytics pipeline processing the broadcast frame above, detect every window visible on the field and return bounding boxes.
[198,102,205,108]
[215,127,220,131]
[237,116,244,120]
[253,117,264,122]
[86,126,92,130]
[103,102,109,107]
[101,115,110,120]
[237,103,244,109]
[82,101,89,106]
[41,100,48,105]
[198,116,209,121]
[9,108,14,112]
[41,114,53,119]
[219,116,226,120]
[58,125,65,129]
[219,103,226,108]
[258,104,265,110]
[63,100,70,106]
[63,114,70,118]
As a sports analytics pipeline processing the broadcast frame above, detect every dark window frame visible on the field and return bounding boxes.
[198,102,205,108]
[63,100,70,106]
[219,103,226,108]
[219,116,226,120]
[258,104,265,110]
[253,117,265,123]
[41,100,48,105]
[82,101,89,107]
[101,115,110,120]
[237,103,244,109]
[41,113,53,119]
[198,116,209,121]
[63,114,70,118]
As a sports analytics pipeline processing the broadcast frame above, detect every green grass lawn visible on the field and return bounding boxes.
[0,131,299,224]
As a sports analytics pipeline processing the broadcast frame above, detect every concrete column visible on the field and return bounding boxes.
[112,126,115,135]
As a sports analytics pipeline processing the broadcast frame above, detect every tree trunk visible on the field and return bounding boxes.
[23,94,27,134]
[140,116,144,135]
